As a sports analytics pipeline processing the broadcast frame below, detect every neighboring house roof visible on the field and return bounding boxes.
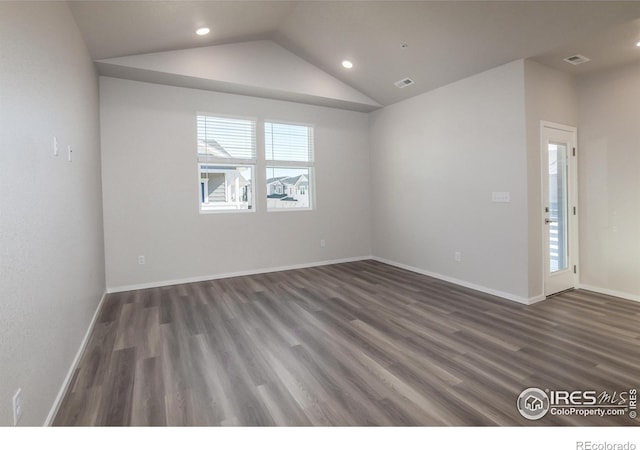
[266,176,288,185]
[283,174,304,185]
[267,174,308,187]
[197,138,232,158]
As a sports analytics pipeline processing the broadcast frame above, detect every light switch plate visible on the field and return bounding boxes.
[492,192,511,203]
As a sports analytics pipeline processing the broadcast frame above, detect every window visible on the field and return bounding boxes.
[265,121,314,211]
[197,115,255,212]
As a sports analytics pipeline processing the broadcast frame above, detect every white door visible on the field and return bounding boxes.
[541,122,578,297]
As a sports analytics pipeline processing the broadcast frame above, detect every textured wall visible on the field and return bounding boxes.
[370,61,531,301]
[577,62,640,300]
[0,2,105,425]
[100,77,371,290]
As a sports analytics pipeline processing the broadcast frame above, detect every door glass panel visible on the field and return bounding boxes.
[548,142,568,272]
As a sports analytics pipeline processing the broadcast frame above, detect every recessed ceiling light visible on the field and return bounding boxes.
[636,40,640,47]
[341,60,353,69]
[196,27,210,36]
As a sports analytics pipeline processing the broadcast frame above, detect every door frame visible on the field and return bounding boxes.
[540,121,579,297]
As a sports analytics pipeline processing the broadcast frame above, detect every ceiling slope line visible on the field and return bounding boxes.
[96,40,382,112]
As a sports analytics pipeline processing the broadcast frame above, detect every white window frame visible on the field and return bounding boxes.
[196,113,257,214]
[265,120,315,213]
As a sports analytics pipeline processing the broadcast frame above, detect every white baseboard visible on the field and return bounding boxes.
[106,256,373,294]
[577,283,640,304]
[371,256,543,305]
[44,291,107,426]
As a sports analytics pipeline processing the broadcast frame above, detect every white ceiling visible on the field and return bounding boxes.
[532,16,640,75]
[69,1,640,107]
[96,41,383,112]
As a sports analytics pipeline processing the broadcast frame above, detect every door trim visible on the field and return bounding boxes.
[540,121,579,297]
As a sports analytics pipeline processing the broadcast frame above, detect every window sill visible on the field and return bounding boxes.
[199,208,255,215]
[266,207,313,213]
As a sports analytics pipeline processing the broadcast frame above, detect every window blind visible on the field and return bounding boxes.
[265,122,314,162]
[197,115,256,161]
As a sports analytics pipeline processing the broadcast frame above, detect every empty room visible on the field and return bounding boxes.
[1,0,639,445]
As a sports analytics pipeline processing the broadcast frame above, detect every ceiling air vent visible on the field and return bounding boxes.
[563,54,591,66]
[394,77,415,88]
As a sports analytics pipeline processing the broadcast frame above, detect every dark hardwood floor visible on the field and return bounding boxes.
[53,260,640,426]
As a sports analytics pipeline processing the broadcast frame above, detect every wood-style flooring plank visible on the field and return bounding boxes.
[54,260,640,426]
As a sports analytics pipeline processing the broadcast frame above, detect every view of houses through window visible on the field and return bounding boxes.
[266,167,310,209]
[265,121,314,211]
[199,164,253,211]
[197,115,314,212]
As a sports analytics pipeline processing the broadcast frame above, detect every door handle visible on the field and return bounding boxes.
[545,218,556,224]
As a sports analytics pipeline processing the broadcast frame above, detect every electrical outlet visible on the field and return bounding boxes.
[320,239,326,248]
[138,255,145,265]
[454,251,462,262]
[12,388,22,426]
[53,137,59,156]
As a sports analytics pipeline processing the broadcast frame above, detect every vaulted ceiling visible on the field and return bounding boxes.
[69,1,640,108]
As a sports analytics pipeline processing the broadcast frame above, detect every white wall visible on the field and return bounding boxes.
[576,62,640,300]
[0,2,105,425]
[369,60,532,301]
[524,60,578,298]
[100,77,371,290]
